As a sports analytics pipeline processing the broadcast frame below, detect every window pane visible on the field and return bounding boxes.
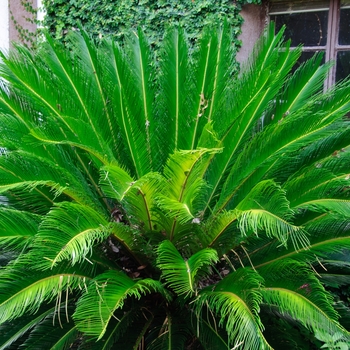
[269,0,329,14]
[272,11,328,46]
[339,9,350,45]
[336,51,350,81]
[293,51,325,72]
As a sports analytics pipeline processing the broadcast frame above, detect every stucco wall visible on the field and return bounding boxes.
[237,3,267,64]
[0,0,9,50]
[9,0,37,45]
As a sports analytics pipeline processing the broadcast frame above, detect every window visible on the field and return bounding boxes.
[269,0,350,87]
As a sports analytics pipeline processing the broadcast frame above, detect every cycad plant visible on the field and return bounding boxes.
[0,23,350,349]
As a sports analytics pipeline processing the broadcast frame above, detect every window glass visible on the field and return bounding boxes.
[339,9,350,45]
[336,51,350,81]
[269,0,329,14]
[271,11,328,46]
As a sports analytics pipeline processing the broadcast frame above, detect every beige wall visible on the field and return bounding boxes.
[237,3,267,64]
[0,0,9,50]
[9,0,37,45]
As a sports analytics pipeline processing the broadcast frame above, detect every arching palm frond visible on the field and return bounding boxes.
[1,22,350,349]
[0,207,40,249]
[157,240,218,298]
[31,202,110,269]
[0,306,55,350]
[258,261,349,341]
[20,305,78,350]
[196,268,271,350]
[73,270,169,340]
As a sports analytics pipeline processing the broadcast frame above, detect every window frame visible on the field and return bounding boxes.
[268,0,350,87]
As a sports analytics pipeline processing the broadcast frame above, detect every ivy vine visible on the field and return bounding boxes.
[42,1,259,45]
[12,0,262,69]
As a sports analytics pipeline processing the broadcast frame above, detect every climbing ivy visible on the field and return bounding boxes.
[41,0,261,51]
[12,0,262,63]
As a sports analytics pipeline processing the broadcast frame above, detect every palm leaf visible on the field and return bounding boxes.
[147,311,192,350]
[98,40,144,175]
[0,306,55,350]
[203,24,300,214]
[73,270,168,340]
[157,240,218,297]
[40,34,112,161]
[21,305,79,350]
[0,150,98,207]
[156,27,190,155]
[0,266,94,325]
[99,164,134,201]
[162,148,220,240]
[32,202,110,269]
[68,29,119,154]
[264,52,331,126]
[78,308,142,350]
[258,261,350,340]
[196,268,271,350]
[189,23,235,149]
[0,207,40,248]
[125,28,155,174]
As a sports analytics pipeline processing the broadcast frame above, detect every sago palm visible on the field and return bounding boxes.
[0,23,350,349]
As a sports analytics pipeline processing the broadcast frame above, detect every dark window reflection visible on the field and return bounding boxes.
[272,11,328,46]
[339,8,350,45]
[292,51,325,73]
[336,51,350,81]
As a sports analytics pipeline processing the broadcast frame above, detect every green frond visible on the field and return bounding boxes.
[157,196,196,225]
[0,207,40,248]
[125,28,155,174]
[40,33,114,162]
[163,148,220,239]
[157,240,218,297]
[21,305,78,350]
[110,222,153,265]
[73,270,168,340]
[243,213,350,270]
[195,316,230,350]
[32,202,110,269]
[210,77,350,217]
[68,29,119,155]
[0,306,55,350]
[189,23,235,149]
[264,52,331,126]
[98,39,145,175]
[196,268,270,350]
[99,164,134,201]
[201,210,240,249]
[120,172,166,232]
[164,149,220,200]
[0,150,97,207]
[207,180,309,250]
[147,312,192,350]
[238,209,308,250]
[258,261,349,339]
[78,308,141,350]
[203,24,300,214]
[156,27,190,155]
[0,267,92,325]
[296,199,350,217]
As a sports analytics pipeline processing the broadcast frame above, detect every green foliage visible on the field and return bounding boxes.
[0,22,350,349]
[42,0,259,45]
